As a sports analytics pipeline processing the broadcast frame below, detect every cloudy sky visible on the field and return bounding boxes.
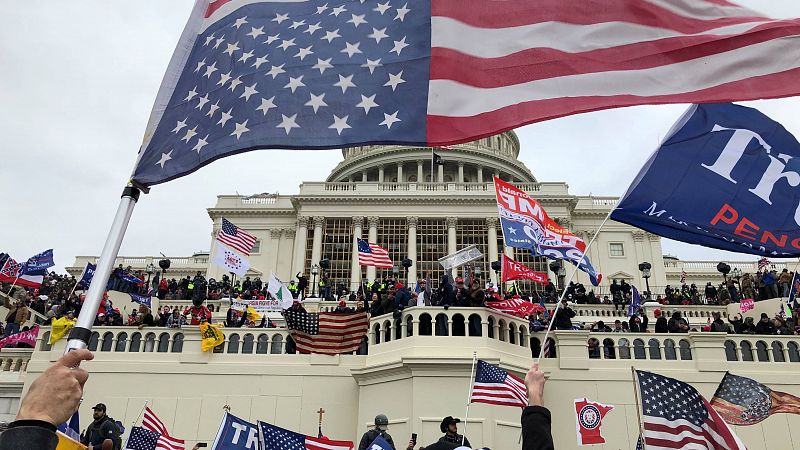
[2,1,800,272]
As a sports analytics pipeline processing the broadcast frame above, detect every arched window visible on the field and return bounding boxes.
[788,342,800,362]
[544,338,556,358]
[771,341,785,362]
[257,334,269,354]
[406,315,413,337]
[740,341,754,361]
[755,341,770,362]
[602,338,615,359]
[648,339,662,360]
[435,313,449,336]
[383,320,392,342]
[88,332,100,351]
[664,339,677,360]
[271,335,284,354]
[100,332,115,352]
[157,333,171,353]
[530,337,541,358]
[724,340,738,361]
[508,323,517,344]
[373,323,382,344]
[130,332,142,352]
[144,333,156,352]
[242,334,255,354]
[408,175,418,182]
[228,334,241,354]
[487,316,495,339]
[172,333,184,353]
[452,314,466,337]
[618,338,631,359]
[115,332,128,352]
[588,338,601,359]
[633,339,646,359]
[357,336,369,355]
[679,339,692,360]
[419,313,432,336]
[498,320,507,342]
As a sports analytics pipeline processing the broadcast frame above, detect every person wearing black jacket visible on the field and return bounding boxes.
[296,272,309,299]
[522,362,554,450]
[82,403,121,449]
[553,298,576,330]
[654,309,668,333]
[0,349,94,450]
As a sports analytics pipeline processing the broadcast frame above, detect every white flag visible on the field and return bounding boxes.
[267,273,294,309]
[212,242,250,276]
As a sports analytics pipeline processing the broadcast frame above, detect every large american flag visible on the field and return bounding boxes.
[283,309,368,354]
[130,0,800,187]
[710,372,800,426]
[636,370,747,450]
[217,217,257,255]
[357,238,393,268]
[142,407,185,450]
[470,360,528,408]
[258,420,353,450]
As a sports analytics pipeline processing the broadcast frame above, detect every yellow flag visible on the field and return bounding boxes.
[199,322,225,352]
[56,431,87,450]
[246,306,261,322]
[50,317,76,344]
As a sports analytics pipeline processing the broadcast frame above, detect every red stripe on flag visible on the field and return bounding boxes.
[205,0,234,18]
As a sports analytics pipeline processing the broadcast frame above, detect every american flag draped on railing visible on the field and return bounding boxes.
[470,360,528,408]
[283,309,369,354]
[129,0,800,188]
[635,370,746,450]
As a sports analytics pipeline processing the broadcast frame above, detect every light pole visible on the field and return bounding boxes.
[146,262,155,288]
[491,260,502,294]
[392,265,399,282]
[401,258,413,285]
[732,267,742,286]
[638,262,651,299]
[717,262,731,285]
[549,261,565,292]
[311,264,320,298]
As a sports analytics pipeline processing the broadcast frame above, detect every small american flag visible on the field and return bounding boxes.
[470,360,528,408]
[283,310,368,355]
[357,238,393,268]
[142,407,185,450]
[126,427,160,450]
[680,270,686,285]
[758,257,771,271]
[218,217,257,255]
[636,370,746,450]
[258,420,353,450]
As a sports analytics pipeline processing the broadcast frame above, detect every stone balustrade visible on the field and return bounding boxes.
[0,349,31,375]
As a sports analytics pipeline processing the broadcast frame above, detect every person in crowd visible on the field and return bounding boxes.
[133,305,155,330]
[183,299,212,325]
[755,313,776,335]
[394,283,411,311]
[435,416,470,448]
[82,403,122,450]
[358,414,396,450]
[773,316,791,335]
[653,309,668,333]
[296,272,309,299]
[611,320,624,332]
[779,269,793,297]
[741,316,757,334]
[415,277,432,306]
[521,362,553,450]
[728,313,744,334]
[3,291,29,337]
[709,312,729,333]
[667,311,689,333]
[437,275,455,309]
[156,306,172,327]
[553,298,576,330]
[166,309,187,328]
[590,321,611,332]
[0,349,93,450]
[334,299,353,314]
[288,280,299,299]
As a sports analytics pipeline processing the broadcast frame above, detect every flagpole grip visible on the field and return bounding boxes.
[66,186,141,353]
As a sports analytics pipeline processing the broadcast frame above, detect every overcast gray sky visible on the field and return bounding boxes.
[2,1,800,272]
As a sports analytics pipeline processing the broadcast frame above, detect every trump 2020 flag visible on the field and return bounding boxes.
[130,0,800,188]
[23,249,54,274]
[77,262,97,288]
[213,242,251,276]
[612,103,800,257]
[495,177,601,286]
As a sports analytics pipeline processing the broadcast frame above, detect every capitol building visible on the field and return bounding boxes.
[5,133,799,449]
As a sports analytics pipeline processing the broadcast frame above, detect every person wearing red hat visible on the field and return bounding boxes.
[654,309,668,333]
[395,282,411,311]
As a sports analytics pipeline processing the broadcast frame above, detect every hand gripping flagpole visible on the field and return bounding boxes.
[65,185,141,353]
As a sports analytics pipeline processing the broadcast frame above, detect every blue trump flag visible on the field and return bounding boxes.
[628,286,641,317]
[368,435,394,450]
[77,263,96,288]
[211,412,259,450]
[129,293,152,308]
[612,103,800,257]
[22,249,54,274]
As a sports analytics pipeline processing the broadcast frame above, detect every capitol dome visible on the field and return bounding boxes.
[327,131,535,184]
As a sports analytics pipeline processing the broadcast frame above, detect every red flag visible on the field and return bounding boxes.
[485,298,543,318]
[574,398,613,446]
[501,255,548,283]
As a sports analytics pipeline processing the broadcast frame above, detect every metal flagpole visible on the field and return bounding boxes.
[5,276,19,297]
[535,208,615,363]
[461,351,478,446]
[66,186,141,353]
[123,399,150,449]
[631,367,648,450]
[430,147,435,183]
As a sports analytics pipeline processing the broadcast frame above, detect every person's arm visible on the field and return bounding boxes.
[521,363,554,450]
[0,349,94,450]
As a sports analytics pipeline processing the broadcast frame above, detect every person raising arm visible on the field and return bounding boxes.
[522,363,554,450]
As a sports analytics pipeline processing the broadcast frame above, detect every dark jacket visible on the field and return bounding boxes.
[553,305,576,330]
[82,415,121,448]
[438,433,470,448]
[522,406,554,450]
[419,441,459,450]
[395,287,411,310]
[358,429,395,450]
[0,421,58,450]
[755,319,775,335]
[654,317,668,333]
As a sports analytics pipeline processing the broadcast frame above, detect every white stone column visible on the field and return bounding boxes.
[407,216,418,285]
[457,161,464,183]
[362,172,368,182]
[292,217,309,276]
[416,160,424,182]
[477,167,484,183]
[486,217,499,285]
[270,228,283,277]
[447,216,458,256]
[350,216,364,291]
[311,217,325,268]
[438,164,444,183]
[378,165,385,182]
[366,217,379,282]
[281,229,295,280]
[397,163,403,182]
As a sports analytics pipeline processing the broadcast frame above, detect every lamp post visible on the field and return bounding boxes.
[145,262,155,286]
[311,264,320,298]
[638,262,652,299]
[549,261,566,292]
[491,260,502,294]
[401,258,413,285]
[392,265,399,282]
[732,267,742,285]
[717,262,731,285]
